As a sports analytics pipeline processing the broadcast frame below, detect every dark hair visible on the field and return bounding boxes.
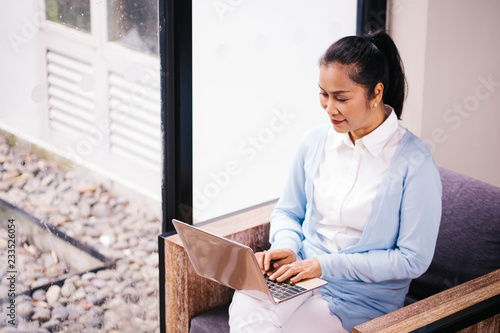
[319,30,406,119]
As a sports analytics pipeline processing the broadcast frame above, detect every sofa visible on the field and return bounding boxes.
[159,167,500,332]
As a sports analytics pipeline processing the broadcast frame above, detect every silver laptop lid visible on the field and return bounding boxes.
[172,219,274,303]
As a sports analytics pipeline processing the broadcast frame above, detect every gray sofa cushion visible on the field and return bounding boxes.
[190,306,230,333]
[408,167,500,300]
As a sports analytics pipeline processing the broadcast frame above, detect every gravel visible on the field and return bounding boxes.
[0,135,160,332]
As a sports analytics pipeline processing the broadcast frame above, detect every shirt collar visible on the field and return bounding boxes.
[328,105,399,156]
[361,105,399,156]
[329,129,351,150]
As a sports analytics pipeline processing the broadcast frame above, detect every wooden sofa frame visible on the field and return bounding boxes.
[159,201,500,333]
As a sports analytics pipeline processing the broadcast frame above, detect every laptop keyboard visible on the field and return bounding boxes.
[265,275,308,301]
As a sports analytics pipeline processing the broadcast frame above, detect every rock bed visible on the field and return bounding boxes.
[0,136,160,332]
[0,233,72,295]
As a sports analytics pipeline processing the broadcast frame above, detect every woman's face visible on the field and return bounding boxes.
[318,63,384,142]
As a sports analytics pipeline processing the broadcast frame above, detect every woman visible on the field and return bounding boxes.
[229,31,442,333]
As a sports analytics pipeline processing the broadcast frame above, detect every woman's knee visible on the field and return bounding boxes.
[229,291,280,332]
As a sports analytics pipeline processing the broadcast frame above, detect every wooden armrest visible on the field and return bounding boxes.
[159,201,275,333]
[353,269,500,333]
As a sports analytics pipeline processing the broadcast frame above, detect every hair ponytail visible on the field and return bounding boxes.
[319,30,407,119]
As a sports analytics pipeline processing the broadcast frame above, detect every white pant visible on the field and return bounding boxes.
[228,290,348,333]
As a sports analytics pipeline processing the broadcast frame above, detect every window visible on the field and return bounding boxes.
[191,1,357,222]
[107,0,159,55]
[1,1,163,331]
[41,0,162,205]
[45,0,91,32]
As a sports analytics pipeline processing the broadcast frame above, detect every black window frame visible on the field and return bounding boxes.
[160,0,193,234]
[357,0,387,35]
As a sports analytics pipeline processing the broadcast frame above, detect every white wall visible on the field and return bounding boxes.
[390,0,500,187]
[387,0,429,137]
[1,0,43,138]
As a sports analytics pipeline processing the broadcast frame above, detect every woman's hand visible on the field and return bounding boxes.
[255,248,296,275]
[270,257,322,284]
[255,249,322,283]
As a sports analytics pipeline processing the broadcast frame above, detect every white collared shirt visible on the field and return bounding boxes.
[312,105,407,252]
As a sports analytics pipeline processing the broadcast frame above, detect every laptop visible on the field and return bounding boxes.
[172,219,327,304]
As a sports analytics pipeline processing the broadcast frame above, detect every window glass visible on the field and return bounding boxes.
[192,0,357,222]
[45,0,91,32]
[2,1,161,331]
[107,0,159,55]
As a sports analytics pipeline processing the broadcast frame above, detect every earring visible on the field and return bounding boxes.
[374,103,378,108]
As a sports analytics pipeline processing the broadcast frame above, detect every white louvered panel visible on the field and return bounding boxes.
[108,70,161,170]
[109,123,159,149]
[47,74,95,100]
[49,98,95,123]
[109,111,160,140]
[47,63,86,83]
[108,86,159,115]
[47,51,93,75]
[108,98,159,126]
[48,86,94,111]
[46,50,95,137]
[50,108,96,134]
[110,133,160,164]
[109,72,160,104]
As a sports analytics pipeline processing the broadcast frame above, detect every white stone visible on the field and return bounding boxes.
[46,285,61,305]
[61,281,76,298]
[17,301,35,319]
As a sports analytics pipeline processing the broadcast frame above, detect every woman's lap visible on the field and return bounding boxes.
[228,290,347,333]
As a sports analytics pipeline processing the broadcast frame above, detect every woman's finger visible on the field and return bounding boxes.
[265,267,279,276]
[290,270,307,284]
[273,260,319,283]
[263,250,283,271]
[271,257,292,270]
[257,248,297,274]
[263,250,272,272]
[270,262,297,282]
[255,251,267,273]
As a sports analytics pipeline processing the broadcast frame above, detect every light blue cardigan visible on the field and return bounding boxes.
[270,124,442,332]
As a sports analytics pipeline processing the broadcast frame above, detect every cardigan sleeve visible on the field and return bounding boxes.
[318,147,442,283]
[269,134,310,255]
